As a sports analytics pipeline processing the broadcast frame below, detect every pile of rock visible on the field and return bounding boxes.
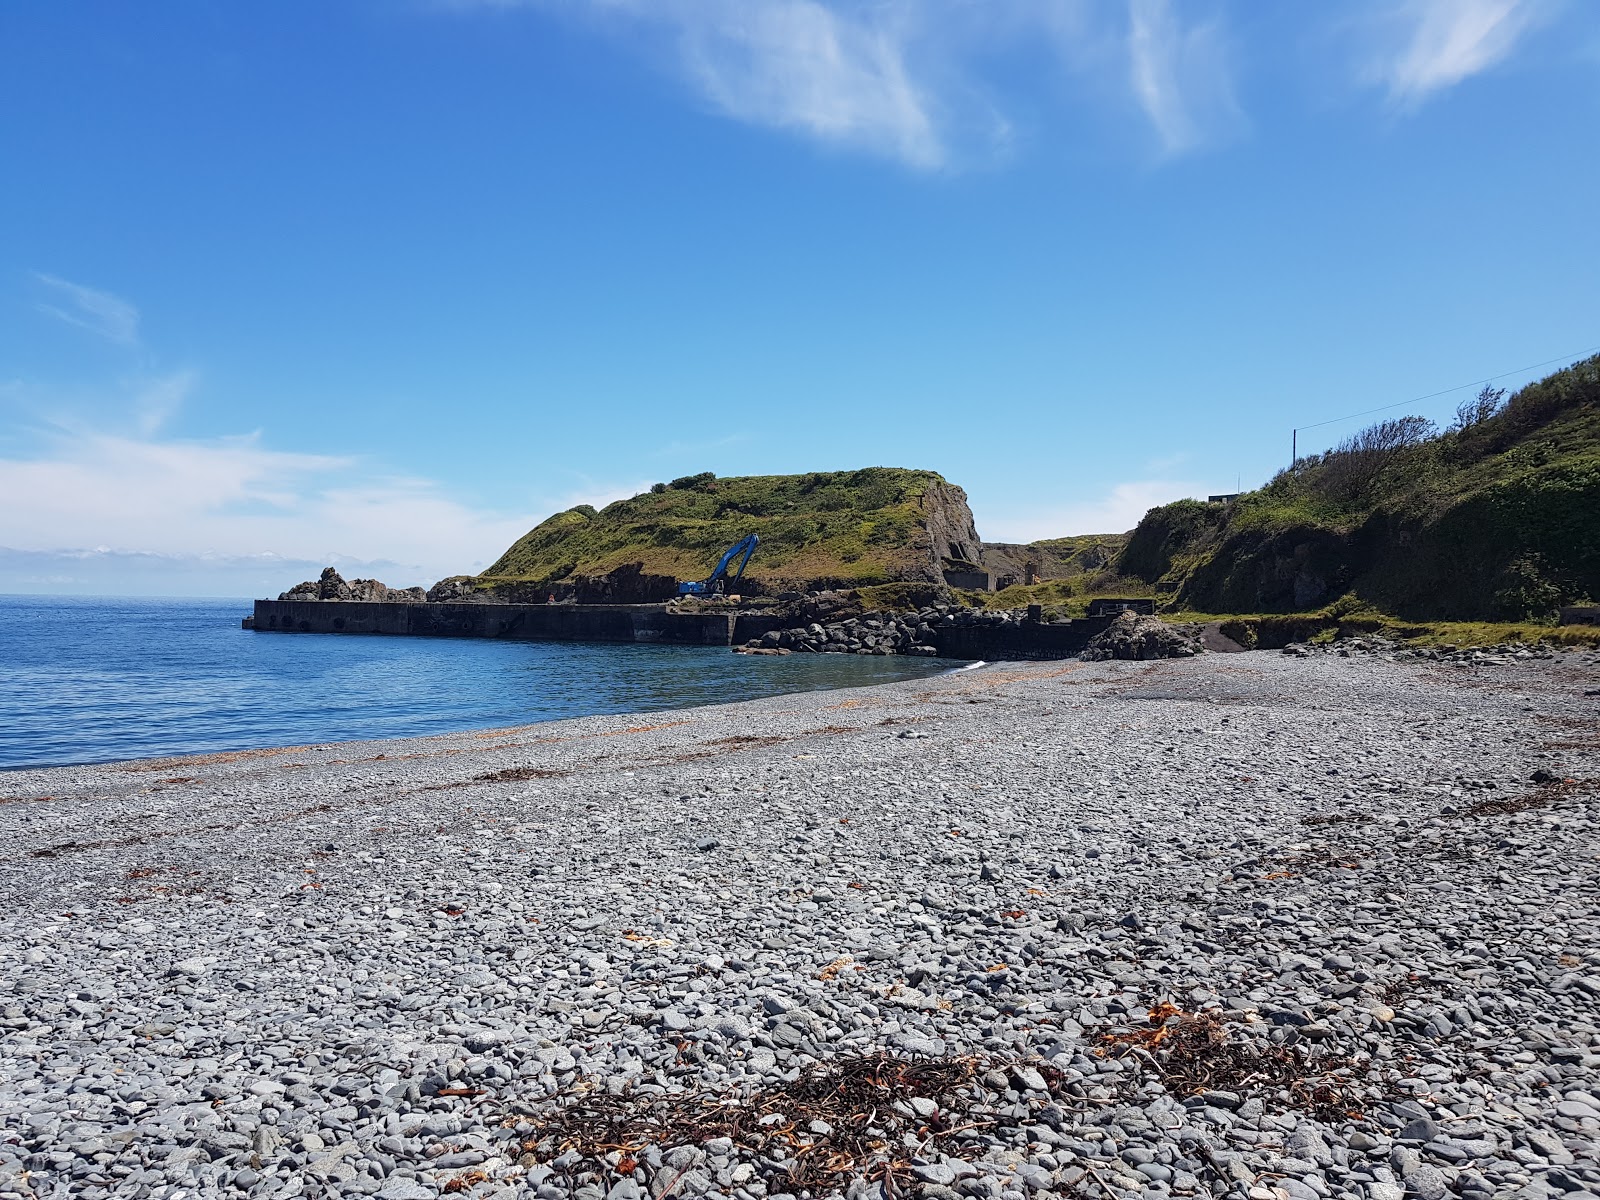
[423,576,485,604]
[277,567,426,603]
[741,604,1210,661]
[1078,610,1205,661]
[738,609,945,656]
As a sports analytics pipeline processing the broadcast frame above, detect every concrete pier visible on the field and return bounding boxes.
[250,599,789,647]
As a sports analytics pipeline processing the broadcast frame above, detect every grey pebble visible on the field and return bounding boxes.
[1,650,1596,1200]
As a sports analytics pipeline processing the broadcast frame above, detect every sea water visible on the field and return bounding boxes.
[0,595,958,770]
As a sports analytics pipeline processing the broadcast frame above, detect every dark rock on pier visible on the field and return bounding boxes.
[277,567,425,603]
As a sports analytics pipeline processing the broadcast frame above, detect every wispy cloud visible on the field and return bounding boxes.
[6,275,561,592]
[132,369,197,436]
[452,0,1249,167]
[33,273,141,346]
[1373,0,1545,106]
[671,0,943,168]
[0,428,545,586]
[1125,0,1242,155]
[981,478,1203,542]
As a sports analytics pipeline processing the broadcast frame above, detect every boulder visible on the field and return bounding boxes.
[316,566,353,601]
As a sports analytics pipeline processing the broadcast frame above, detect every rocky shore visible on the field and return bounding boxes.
[2,651,1598,1200]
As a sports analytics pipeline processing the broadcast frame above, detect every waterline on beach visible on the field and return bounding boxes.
[0,595,960,770]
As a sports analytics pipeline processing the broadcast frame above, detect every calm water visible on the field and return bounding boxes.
[0,595,959,771]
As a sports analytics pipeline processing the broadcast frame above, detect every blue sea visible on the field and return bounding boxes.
[0,595,958,771]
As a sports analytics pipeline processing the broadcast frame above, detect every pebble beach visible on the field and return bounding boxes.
[3,649,1599,1200]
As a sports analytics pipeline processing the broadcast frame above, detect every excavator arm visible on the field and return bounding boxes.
[678,534,760,596]
[712,534,759,590]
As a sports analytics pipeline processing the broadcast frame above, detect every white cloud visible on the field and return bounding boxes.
[132,369,197,436]
[0,429,547,589]
[33,273,141,346]
[1374,0,1544,105]
[1125,0,1242,154]
[979,479,1204,542]
[453,0,1248,166]
[671,0,943,168]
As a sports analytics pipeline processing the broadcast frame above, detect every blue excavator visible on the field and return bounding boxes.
[678,534,759,597]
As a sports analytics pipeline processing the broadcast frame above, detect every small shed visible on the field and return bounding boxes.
[1559,605,1600,626]
[1086,598,1156,616]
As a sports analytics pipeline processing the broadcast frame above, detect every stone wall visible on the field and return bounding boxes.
[931,615,1118,661]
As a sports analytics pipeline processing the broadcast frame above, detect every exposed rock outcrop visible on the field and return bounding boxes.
[277,567,425,603]
[916,481,987,579]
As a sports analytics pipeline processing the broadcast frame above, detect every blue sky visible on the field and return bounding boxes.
[3,0,1598,596]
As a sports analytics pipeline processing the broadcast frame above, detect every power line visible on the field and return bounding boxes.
[1291,341,1600,465]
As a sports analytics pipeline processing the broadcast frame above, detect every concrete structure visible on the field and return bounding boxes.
[1559,604,1600,626]
[932,615,1117,661]
[250,599,789,647]
[1086,598,1157,616]
[941,569,992,591]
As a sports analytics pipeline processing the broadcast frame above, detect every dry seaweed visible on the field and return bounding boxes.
[511,1051,1052,1195]
[1098,1003,1368,1124]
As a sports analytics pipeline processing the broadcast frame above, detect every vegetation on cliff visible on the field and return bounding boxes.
[1120,356,1600,620]
[479,467,984,595]
[978,533,1129,587]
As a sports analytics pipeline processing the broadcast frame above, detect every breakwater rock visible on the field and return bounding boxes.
[740,605,1207,662]
[737,607,947,657]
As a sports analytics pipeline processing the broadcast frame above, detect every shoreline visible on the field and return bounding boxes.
[0,654,973,778]
[3,651,1598,1199]
[0,659,972,780]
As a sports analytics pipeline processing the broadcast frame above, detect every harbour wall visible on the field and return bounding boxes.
[250,599,790,647]
[250,599,1117,660]
[932,615,1117,661]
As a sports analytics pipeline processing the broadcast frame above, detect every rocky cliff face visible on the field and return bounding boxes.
[915,481,986,576]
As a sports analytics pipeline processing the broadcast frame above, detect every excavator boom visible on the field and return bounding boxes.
[677,534,760,596]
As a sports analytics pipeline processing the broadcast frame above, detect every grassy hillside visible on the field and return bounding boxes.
[479,467,980,595]
[1120,355,1600,620]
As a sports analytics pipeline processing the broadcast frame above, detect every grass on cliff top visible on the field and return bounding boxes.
[480,467,954,590]
[1164,603,1600,648]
